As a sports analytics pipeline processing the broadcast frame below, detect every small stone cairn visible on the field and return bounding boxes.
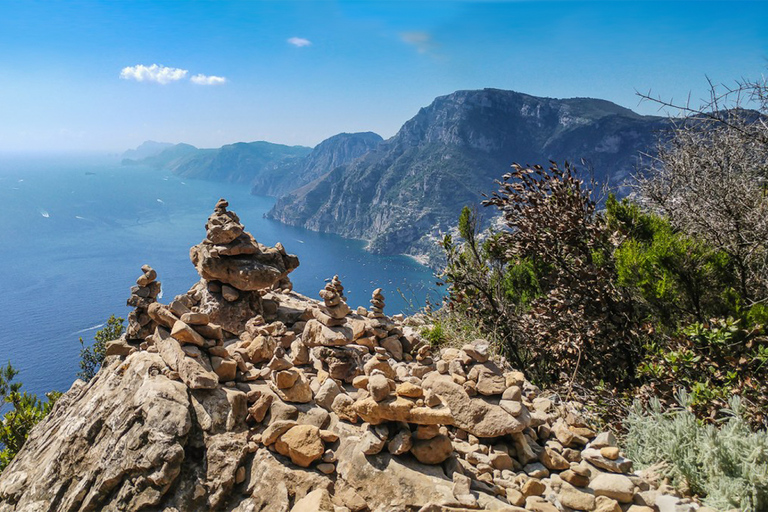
[126,265,161,341]
[369,287,386,319]
[316,277,351,327]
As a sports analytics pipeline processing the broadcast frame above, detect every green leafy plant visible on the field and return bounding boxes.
[78,314,125,381]
[0,363,60,473]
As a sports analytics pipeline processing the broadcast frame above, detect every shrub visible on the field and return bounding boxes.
[625,391,768,511]
[0,363,60,473]
[608,195,736,325]
[637,76,768,304]
[442,162,644,388]
[78,315,124,381]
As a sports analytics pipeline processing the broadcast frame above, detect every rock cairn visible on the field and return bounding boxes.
[187,198,300,334]
[14,199,687,512]
[369,287,385,319]
[125,265,160,341]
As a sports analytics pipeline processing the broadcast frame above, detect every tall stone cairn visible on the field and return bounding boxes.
[187,198,300,333]
[126,265,160,341]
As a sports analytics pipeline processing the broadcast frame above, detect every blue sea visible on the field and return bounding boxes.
[0,154,441,398]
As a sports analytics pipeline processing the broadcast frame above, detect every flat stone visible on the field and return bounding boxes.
[180,312,210,325]
[422,373,529,437]
[589,473,635,504]
[171,320,206,346]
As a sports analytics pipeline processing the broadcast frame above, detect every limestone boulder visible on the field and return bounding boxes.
[275,425,325,467]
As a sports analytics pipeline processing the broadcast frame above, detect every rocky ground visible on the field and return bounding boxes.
[0,200,712,512]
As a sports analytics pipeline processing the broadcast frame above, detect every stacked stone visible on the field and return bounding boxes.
[188,198,299,334]
[369,288,386,319]
[147,308,243,388]
[330,274,346,301]
[126,265,161,341]
[317,278,351,327]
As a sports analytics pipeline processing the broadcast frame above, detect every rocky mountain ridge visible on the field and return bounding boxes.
[267,89,670,265]
[0,200,698,512]
[122,132,381,193]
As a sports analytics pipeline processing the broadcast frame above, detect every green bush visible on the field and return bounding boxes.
[608,195,735,325]
[78,314,124,381]
[625,391,768,511]
[0,363,60,473]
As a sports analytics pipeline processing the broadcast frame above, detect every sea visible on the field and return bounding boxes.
[0,154,442,398]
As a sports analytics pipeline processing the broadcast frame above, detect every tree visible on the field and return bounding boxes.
[0,363,60,473]
[78,315,125,381]
[636,76,768,306]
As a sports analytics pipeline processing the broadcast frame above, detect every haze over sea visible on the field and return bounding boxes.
[0,154,440,398]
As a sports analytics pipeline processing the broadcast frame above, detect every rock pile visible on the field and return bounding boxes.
[369,288,386,319]
[125,264,161,341]
[187,198,300,334]
[0,199,694,512]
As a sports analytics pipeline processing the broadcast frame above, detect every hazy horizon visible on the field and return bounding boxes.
[1,0,767,152]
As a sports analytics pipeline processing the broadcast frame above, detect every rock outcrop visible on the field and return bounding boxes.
[0,200,682,512]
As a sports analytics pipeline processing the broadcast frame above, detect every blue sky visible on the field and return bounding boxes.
[0,1,766,152]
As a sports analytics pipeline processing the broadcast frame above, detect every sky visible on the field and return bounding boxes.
[0,0,766,152]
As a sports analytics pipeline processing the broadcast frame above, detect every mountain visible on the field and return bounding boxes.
[267,89,670,264]
[250,132,383,196]
[122,141,312,185]
[120,140,175,161]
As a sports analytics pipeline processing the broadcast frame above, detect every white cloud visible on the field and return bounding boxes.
[400,31,434,54]
[287,37,311,47]
[191,74,227,85]
[120,64,188,84]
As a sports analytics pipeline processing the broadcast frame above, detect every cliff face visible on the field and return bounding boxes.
[0,200,674,512]
[250,132,383,197]
[266,89,669,263]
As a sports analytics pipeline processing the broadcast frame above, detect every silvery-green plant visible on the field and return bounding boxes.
[625,390,768,511]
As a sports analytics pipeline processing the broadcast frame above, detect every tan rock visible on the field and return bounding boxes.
[147,302,178,329]
[600,446,620,460]
[560,469,590,488]
[540,446,570,471]
[367,373,391,402]
[274,369,300,389]
[593,496,622,512]
[331,393,358,423]
[211,356,237,382]
[589,473,635,504]
[526,496,559,512]
[261,420,297,446]
[247,392,274,423]
[275,424,325,468]
[522,478,546,497]
[410,434,453,465]
[422,373,529,438]
[181,312,210,325]
[156,331,218,389]
[171,320,206,346]
[559,484,596,511]
[289,488,335,512]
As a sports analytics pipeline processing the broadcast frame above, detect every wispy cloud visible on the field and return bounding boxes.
[400,31,436,55]
[287,37,311,48]
[191,74,227,85]
[120,64,188,84]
